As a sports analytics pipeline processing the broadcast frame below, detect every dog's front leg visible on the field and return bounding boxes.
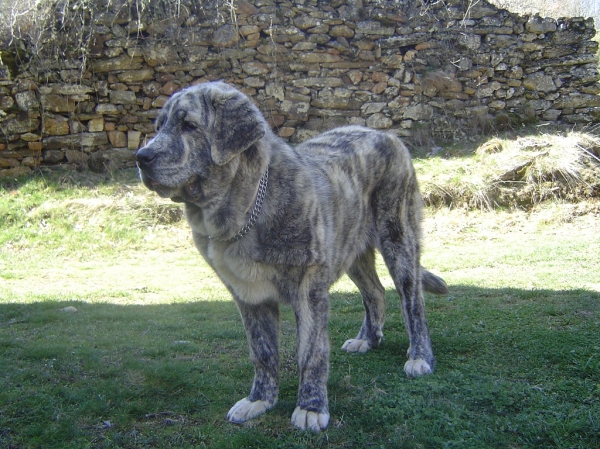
[290,288,330,432]
[227,299,280,424]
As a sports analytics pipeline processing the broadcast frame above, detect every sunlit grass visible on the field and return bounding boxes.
[1,156,599,448]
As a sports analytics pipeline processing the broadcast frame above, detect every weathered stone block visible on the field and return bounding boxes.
[366,113,392,129]
[15,91,40,110]
[265,82,285,101]
[293,78,344,88]
[42,115,69,135]
[1,117,39,134]
[28,141,43,151]
[41,94,75,112]
[109,90,137,105]
[0,166,31,178]
[65,149,88,164]
[42,150,65,163]
[523,73,556,92]
[117,69,155,83]
[70,120,86,134]
[88,148,136,172]
[143,45,180,67]
[128,130,142,150]
[542,109,561,121]
[108,130,127,147]
[43,132,108,150]
[278,127,295,138]
[0,95,14,110]
[0,157,19,168]
[213,24,239,47]
[96,104,120,115]
[92,56,144,73]
[403,104,433,120]
[280,100,310,120]
[361,102,386,115]
[244,77,265,88]
[330,25,354,38]
[458,33,481,50]
[87,118,105,132]
[311,95,349,109]
[526,17,557,34]
[21,133,41,142]
[346,70,363,84]
[160,82,180,96]
[242,62,269,75]
[52,84,94,96]
[553,94,600,109]
[371,81,387,94]
[298,53,342,64]
[294,16,322,30]
[381,54,404,69]
[356,21,395,36]
[239,25,261,37]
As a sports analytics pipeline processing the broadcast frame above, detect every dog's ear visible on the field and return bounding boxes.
[211,89,266,166]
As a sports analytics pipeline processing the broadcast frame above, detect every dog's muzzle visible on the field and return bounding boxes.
[136,146,157,170]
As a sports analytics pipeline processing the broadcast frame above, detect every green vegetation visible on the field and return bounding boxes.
[1,136,599,447]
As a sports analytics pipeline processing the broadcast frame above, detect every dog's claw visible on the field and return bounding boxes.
[341,338,372,353]
[291,406,330,432]
[226,398,274,423]
[404,358,433,377]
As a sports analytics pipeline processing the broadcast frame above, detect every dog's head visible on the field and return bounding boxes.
[136,82,266,203]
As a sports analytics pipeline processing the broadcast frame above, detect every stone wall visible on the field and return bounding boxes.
[0,0,599,177]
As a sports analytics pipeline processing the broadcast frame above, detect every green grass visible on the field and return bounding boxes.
[1,166,599,448]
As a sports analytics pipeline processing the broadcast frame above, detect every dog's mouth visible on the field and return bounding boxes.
[141,172,199,203]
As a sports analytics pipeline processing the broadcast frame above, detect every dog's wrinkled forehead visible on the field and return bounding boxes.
[156,82,239,130]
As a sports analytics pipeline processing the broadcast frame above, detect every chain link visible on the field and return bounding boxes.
[208,168,269,243]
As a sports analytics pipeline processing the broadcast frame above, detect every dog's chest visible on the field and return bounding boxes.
[205,242,278,304]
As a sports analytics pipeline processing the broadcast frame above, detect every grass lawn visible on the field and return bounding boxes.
[1,163,599,448]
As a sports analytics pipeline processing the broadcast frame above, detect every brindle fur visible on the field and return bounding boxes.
[136,82,448,432]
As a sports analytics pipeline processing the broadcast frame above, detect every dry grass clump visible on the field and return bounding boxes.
[28,183,183,228]
[418,131,600,210]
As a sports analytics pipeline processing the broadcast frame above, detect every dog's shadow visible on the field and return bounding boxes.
[0,284,597,436]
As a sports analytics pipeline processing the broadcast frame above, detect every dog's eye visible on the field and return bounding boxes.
[182,120,198,132]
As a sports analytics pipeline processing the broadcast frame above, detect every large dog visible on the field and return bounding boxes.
[136,82,447,432]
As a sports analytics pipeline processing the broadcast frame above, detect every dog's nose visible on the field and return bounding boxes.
[136,147,157,169]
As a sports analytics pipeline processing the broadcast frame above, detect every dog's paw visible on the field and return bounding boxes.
[291,406,330,432]
[226,398,274,423]
[404,358,433,377]
[341,338,373,353]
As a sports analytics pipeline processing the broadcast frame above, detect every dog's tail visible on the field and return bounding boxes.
[422,269,449,295]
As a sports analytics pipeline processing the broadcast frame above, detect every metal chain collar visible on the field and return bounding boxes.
[208,168,269,243]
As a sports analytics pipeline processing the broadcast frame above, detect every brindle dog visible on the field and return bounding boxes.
[136,82,447,431]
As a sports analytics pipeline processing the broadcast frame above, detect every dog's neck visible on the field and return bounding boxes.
[184,138,272,242]
[207,167,268,242]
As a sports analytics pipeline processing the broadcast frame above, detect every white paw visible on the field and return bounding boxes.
[226,398,274,423]
[291,406,330,432]
[404,358,433,377]
[341,338,372,353]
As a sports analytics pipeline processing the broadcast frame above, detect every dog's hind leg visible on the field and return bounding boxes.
[377,186,435,377]
[342,248,386,354]
[227,299,280,424]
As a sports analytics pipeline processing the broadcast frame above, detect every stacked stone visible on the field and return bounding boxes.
[0,0,598,177]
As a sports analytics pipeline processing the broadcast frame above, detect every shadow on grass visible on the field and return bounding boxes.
[0,285,598,448]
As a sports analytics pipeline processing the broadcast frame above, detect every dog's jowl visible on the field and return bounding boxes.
[136,82,448,432]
